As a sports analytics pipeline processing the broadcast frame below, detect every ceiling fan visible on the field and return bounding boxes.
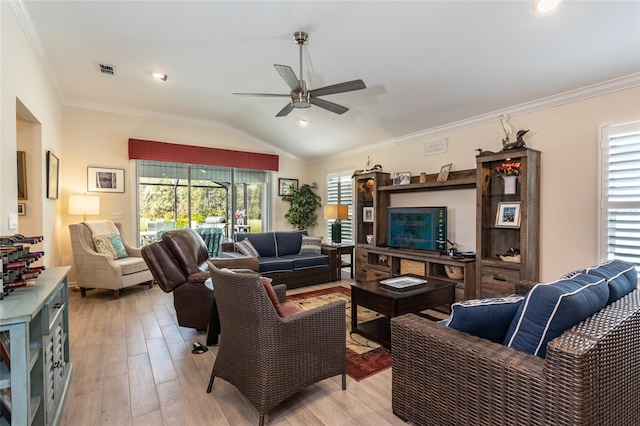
[233,31,366,117]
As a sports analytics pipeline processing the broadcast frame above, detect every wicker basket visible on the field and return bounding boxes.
[444,265,464,279]
[400,259,426,276]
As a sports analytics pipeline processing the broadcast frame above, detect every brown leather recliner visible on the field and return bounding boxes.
[141,228,258,344]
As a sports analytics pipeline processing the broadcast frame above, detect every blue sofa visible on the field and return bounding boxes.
[221,230,338,289]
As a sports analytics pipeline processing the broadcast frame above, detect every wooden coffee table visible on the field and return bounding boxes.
[351,276,455,349]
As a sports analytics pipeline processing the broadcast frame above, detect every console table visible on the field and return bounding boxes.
[0,267,72,425]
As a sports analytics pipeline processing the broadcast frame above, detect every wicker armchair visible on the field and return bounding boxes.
[206,266,347,426]
[391,288,640,426]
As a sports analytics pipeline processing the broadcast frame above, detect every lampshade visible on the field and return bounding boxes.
[324,204,349,220]
[69,195,100,220]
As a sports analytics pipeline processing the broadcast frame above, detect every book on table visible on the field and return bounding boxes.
[380,276,428,289]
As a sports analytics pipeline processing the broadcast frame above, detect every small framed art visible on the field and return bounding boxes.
[17,151,27,200]
[437,163,452,182]
[278,178,298,196]
[363,206,374,222]
[495,202,521,228]
[88,167,125,193]
[393,172,411,185]
[46,151,59,200]
[17,203,26,216]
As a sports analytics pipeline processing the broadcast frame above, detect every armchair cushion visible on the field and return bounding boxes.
[299,236,322,254]
[504,273,609,358]
[93,234,129,259]
[259,276,303,317]
[236,238,260,257]
[443,295,525,343]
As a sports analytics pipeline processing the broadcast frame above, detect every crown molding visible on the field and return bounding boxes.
[319,73,640,163]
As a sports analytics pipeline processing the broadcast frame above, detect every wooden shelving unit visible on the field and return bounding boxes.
[476,148,540,298]
[353,168,477,301]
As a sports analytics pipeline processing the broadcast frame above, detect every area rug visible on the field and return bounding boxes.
[287,286,392,381]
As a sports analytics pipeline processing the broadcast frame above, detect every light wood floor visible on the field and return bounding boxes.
[60,272,411,426]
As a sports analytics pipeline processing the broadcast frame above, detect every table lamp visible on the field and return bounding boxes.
[69,195,100,221]
[324,204,349,244]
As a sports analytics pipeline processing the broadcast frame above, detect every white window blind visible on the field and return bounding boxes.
[600,121,640,271]
[326,172,353,242]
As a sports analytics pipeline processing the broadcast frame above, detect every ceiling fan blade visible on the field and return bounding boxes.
[309,79,366,97]
[276,103,294,117]
[233,92,290,97]
[274,64,301,92]
[310,97,349,115]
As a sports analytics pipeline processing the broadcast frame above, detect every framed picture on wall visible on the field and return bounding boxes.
[278,178,298,196]
[88,167,125,193]
[363,207,374,222]
[17,151,27,200]
[46,151,59,200]
[17,203,26,216]
[437,163,452,182]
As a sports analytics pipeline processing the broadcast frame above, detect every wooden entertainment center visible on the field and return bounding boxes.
[353,148,540,301]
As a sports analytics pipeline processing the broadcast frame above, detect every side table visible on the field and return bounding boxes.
[322,243,355,280]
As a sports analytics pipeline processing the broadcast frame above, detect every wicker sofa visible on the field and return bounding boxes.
[221,230,337,289]
[391,261,640,426]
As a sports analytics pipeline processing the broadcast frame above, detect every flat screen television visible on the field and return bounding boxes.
[386,207,447,252]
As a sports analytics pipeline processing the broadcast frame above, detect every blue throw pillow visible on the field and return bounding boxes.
[443,295,525,343]
[585,260,637,304]
[503,274,609,358]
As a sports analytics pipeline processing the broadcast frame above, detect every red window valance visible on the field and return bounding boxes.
[128,138,279,171]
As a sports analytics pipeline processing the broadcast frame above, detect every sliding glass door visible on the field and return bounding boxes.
[137,160,269,245]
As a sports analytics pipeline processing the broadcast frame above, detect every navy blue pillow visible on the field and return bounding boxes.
[503,274,609,358]
[585,260,637,304]
[443,295,525,343]
[240,233,277,257]
[274,230,308,256]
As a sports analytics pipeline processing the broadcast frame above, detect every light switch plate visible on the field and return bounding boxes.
[8,213,18,230]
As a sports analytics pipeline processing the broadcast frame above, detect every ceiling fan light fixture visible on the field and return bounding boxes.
[291,92,310,108]
[534,0,559,13]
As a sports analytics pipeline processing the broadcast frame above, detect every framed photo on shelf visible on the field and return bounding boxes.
[17,203,26,216]
[278,178,298,196]
[495,202,521,228]
[437,163,452,182]
[393,172,411,185]
[17,151,27,200]
[46,151,59,200]
[363,206,374,222]
[88,167,125,193]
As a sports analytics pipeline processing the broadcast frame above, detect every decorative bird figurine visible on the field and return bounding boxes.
[499,114,512,144]
[516,129,529,145]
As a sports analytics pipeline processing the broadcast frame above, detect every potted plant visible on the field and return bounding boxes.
[282,182,322,230]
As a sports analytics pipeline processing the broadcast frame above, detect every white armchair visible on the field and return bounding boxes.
[69,221,154,299]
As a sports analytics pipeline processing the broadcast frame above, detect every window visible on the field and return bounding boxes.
[599,121,640,271]
[137,160,269,245]
[326,171,353,242]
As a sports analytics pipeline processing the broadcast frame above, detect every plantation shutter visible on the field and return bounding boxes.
[601,121,640,271]
[326,172,353,242]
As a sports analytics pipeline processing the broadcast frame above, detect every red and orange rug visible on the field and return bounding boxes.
[288,286,392,381]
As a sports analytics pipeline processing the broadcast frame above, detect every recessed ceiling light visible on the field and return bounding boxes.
[152,72,168,81]
[298,119,308,127]
[534,0,559,13]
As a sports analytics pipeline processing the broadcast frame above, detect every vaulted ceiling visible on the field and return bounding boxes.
[17,1,640,161]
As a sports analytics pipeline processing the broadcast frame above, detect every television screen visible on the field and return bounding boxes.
[387,207,447,252]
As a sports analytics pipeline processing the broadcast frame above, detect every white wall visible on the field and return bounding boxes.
[308,87,640,282]
[1,3,63,266]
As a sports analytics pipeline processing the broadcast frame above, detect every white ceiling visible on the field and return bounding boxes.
[16,1,640,162]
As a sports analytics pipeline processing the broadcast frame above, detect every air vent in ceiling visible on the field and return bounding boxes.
[98,63,116,76]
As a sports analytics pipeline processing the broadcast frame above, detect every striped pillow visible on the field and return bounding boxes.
[235,238,260,257]
[299,236,322,254]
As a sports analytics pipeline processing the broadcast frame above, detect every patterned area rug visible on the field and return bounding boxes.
[288,286,392,381]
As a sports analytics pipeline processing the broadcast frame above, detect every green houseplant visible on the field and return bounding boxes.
[282,182,322,230]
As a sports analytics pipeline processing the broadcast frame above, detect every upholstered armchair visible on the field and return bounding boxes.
[206,265,346,426]
[69,221,154,299]
[141,228,259,343]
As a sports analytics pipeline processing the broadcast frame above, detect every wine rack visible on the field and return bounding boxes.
[1,235,44,300]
